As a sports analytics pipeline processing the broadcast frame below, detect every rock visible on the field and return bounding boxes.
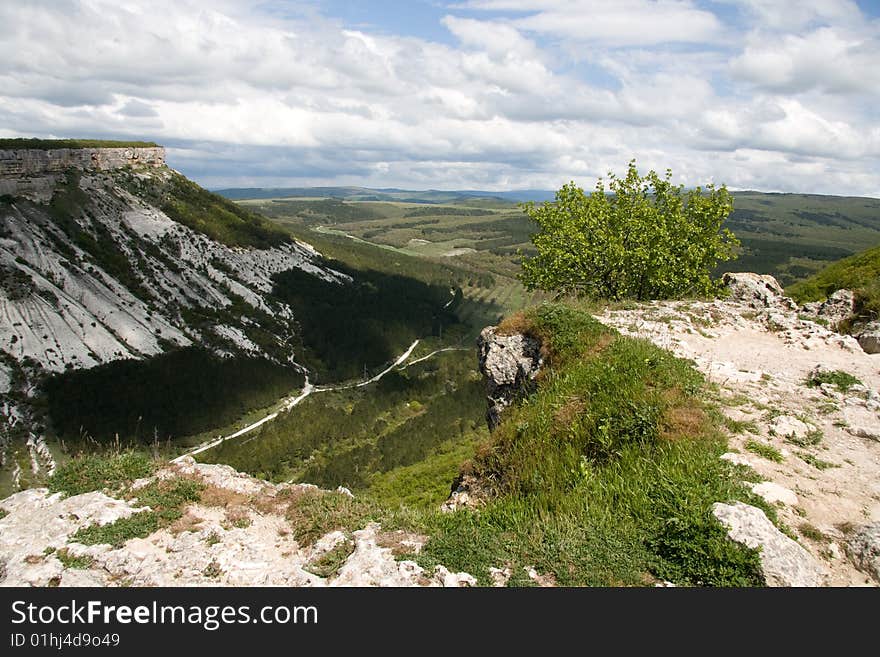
[769,415,813,440]
[712,502,827,587]
[751,482,798,506]
[489,566,512,587]
[441,474,490,512]
[722,272,796,310]
[846,424,880,441]
[800,289,855,331]
[720,452,753,467]
[844,523,880,583]
[477,326,543,430]
[854,322,880,354]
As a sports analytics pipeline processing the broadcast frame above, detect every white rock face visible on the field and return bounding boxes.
[0,164,349,377]
[769,415,814,440]
[0,459,477,587]
[712,502,827,587]
[477,326,543,430]
[845,523,880,583]
[751,482,799,506]
[722,272,796,310]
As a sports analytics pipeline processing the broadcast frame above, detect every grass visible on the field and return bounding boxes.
[786,429,823,448]
[798,523,830,543]
[48,451,156,496]
[397,303,766,586]
[304,540,356,578]
[745,439,784,463]
[798,452,839,470]
[805,369,863,393]
[55,548,94,569]
[71,477,204,547]
[723,417,759,435]
[0,508,7,520]
[788,242,880,329]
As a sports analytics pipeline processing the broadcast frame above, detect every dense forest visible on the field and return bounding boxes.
[42,348,302,445]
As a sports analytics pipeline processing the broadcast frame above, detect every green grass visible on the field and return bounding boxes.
[805,369,864,393]
[0,138,159,150]
[55,548,94,569]
[0,508,7,520]
[798,452,838,470]
[71,477,204,547]
[396,303,765,586]
[745,439,784,463]
[48,451,156,496]
[304,540,356,578]
[788,242,880,328]
[723,417,759,435]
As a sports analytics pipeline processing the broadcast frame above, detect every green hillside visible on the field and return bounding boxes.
[787,243,880,326]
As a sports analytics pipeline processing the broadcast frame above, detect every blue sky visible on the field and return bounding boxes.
[1,0,878,196]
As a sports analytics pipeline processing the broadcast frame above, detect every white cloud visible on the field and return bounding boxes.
[0,0,876,197]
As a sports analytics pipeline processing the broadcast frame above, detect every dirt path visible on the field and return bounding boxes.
[174,340,427,462]
[598,293,880,586]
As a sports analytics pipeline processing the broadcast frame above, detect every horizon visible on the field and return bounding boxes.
[2,1,878,197]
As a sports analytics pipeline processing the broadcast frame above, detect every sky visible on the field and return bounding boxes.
[1,0,879,196]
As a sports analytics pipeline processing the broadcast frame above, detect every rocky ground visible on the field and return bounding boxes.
[0,457,476,587]
[597,273,880,586]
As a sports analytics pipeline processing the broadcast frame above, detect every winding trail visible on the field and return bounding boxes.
[174,338,435,462]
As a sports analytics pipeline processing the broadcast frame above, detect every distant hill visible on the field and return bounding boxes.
[215,186,556,204]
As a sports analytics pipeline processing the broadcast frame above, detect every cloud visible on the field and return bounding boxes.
[0,0,876,197]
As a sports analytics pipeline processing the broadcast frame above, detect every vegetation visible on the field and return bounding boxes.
[788,243,880,329]
[0,138,159,150]
[203,350,486,487]
[71,477,204,547]
[519,161,739,300]
[48,451,156,496]
[405,304,765,586]
[744,439,784,463]
[156,172,292,249]
[55,548,94,569]
[43,348,302,445]
[805,369,863,393]
[272,261,461,381]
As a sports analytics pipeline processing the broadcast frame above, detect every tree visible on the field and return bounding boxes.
[519,160,739,300]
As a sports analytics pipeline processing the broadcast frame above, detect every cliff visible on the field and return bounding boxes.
[0,146,165,177]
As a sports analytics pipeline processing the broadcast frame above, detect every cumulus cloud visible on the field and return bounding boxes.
[0,0,877,196]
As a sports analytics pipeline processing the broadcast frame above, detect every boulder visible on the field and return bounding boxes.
[477,326,543,430]
[854,321,880,355]
[845,522,880,583]
[801,289,855,331]
[722,272,796,310]
[712,502,827,586]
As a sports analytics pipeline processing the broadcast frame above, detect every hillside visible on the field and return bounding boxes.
[0,145,356,492]
[3,276,877,587]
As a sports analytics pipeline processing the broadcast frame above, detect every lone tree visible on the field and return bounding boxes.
[520,160,739,300]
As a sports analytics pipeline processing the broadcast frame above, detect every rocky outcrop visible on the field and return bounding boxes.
[845,523,880,583]
[0,458,477,587]
[801,289,855,332]
[854,322,880,354]
[477,326,543,431]
[722,272,796,310]
[0,147,165,177]
[712,502,827,587]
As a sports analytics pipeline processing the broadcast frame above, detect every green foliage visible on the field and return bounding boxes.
[304,540,356,578]
[0,138,159,150]
[272,261,460,381]
[805,368,863,393]
[42,348,302,444]
[158,172,291,249]
[520,161,739,300]
[48,451,156,496]
[203,351,486,489]
[745,440,784,463]
[788,242,880,326]
[410,303,763,586]
[55,548,94,570]
[71,477,203,547]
